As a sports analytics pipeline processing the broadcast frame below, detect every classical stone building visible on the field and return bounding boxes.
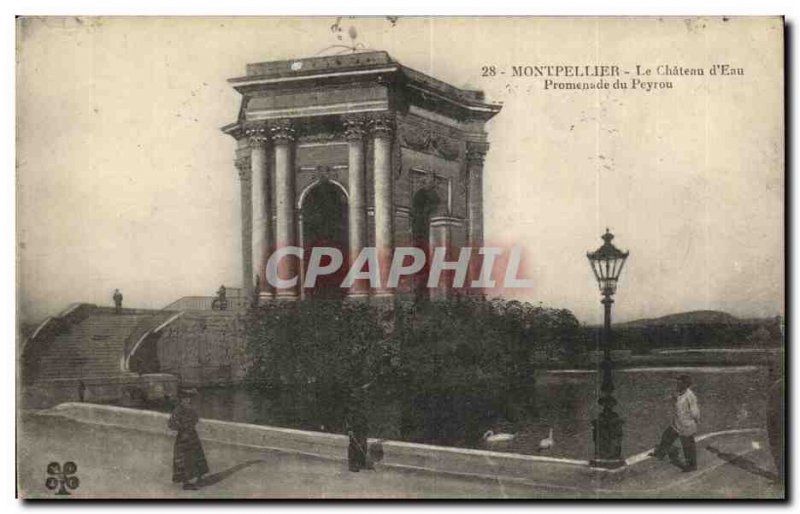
[23,51,507,405]
[222,51,501,301]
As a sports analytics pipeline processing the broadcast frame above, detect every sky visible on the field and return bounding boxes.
[16,16,784,324]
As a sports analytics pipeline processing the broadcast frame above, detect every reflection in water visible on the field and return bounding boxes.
[141,367,768,460]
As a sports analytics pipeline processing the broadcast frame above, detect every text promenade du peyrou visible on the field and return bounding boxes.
[481,64,745,92]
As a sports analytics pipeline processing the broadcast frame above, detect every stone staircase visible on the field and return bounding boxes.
[28,308,159,381]
[21,300,251,408]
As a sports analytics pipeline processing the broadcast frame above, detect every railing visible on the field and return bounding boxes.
[123,287,250,374]
[21,303,98,384]
[121,310,179,367]
[161,296,250,312]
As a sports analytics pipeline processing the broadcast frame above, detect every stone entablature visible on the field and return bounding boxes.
[222,51,501,300]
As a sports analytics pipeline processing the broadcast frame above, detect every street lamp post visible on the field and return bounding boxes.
[587,228,629,469]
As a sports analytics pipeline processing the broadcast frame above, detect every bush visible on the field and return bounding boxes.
[244,299,391,432]
[244,295,580,446]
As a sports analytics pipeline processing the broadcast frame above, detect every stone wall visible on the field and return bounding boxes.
[21,374,178,410]
[41,402,604,485]
[154,311,250,387]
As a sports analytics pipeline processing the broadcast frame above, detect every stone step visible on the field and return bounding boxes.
[28,309,164,382]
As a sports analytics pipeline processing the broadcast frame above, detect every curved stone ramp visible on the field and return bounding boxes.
[21,305,185,409]
[24,306,167,381]
[22,303,96,381]
[33,403,782,498]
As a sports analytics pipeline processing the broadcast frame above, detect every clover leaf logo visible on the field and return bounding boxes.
[45,461,79,495]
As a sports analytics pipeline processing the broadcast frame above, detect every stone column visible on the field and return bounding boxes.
[466,142,489,292]
[370,115,395,296]
[246,125,272,302]
[429,218,450,301]
[344,116,368,298]
[235,150,253,298]
[271,120,299,300]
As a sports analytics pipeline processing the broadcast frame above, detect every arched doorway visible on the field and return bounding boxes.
[301,181,348,298]
[411,187,442,300]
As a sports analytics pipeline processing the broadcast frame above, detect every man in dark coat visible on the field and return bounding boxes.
[346,383,371,472]
[113,289,123,314]
[251,275,261,308]
[77,380,86,402]
[766,361,784,482]
[168,389,209,490]
[213,285,228,311]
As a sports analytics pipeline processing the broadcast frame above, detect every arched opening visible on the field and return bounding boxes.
[411,188,442,300]
[301,181,349,299]
[128,332,161,374]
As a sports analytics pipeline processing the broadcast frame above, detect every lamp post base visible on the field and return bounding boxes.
[590,457,626,469]
[592,413,624,466]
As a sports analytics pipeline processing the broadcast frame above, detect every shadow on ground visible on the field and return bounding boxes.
[705,445,778,482]
[198,459,266,487]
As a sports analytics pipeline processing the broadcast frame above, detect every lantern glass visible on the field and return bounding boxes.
[587,229,629,296]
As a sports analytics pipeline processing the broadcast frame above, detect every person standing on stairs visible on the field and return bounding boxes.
[113,289,123,314]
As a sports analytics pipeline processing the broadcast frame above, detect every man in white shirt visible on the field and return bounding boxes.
[649,374,700,472]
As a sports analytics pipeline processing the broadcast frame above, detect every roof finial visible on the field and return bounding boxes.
[317,16,399,56]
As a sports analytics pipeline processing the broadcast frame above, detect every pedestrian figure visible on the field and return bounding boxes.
[168,388,209,490]
[766,362,784,482]
[212,284,228,311]
[650,374,700,472]
[346,384,371,472]
[113,289,123,314]
[77,380,86,402]
[252,275,260,307]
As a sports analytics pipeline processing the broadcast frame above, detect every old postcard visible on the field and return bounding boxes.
[16,16,784,499]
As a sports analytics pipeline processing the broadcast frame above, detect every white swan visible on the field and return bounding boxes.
[482,430,515,444]
[539,428,554,450]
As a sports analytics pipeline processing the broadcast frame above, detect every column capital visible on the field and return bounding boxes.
[269,120,296,145]
[466,141,490,165]
[245,124,270,146]
[343,116,367,142]
[368,114,395,140]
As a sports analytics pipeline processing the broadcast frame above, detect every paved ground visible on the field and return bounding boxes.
[16,412,784,499]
